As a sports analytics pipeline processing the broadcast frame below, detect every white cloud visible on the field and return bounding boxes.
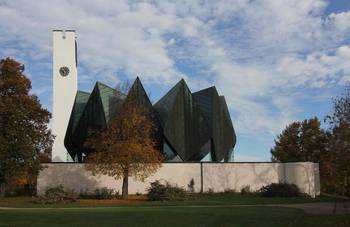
[161,0,350,135]
[328,11,350,31]
[0,0,350,139]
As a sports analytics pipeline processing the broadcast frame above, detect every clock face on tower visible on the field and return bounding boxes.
[59,66,70,77]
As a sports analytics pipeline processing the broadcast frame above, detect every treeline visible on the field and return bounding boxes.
[271,88,350,196]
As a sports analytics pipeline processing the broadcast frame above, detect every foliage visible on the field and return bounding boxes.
[187,178,195,193]
[223,189,237,194]
[271,117,328,163]
[325,88,350,196]
[259,183,301,197]
[37,185,77,204]
[147,180,189,201]
[326,88,350,127]
[206,188,214,194]
[79,188,118,199]
[271,87,350,196]
[84,96,163,199]
[270,117,332,194]
[4,179,36,197]
[0,58,53,197]
[240,185,251,195]
[93,187,116,199]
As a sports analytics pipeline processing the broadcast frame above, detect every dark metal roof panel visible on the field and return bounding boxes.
[72,91,90,131]
[153,79,183,127]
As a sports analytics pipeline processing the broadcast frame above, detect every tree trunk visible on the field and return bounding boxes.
[0,182,5,198]
[122,168,129,199]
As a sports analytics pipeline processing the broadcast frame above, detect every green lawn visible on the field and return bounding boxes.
[0,195,349,226]
[0,206,349,227]
[0,194,337,208]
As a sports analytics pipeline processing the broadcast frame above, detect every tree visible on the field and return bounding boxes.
[326,88,350,195]
[271,117,328,163]
[271,121,301,162]
[84,99,163,199]
[271,117,332,193]
[0,58,53,197]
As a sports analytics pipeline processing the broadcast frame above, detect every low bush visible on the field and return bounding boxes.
[93,187,116,199]
[223,189,237,194]
[79,187,118,199]
[240,185,251,195]
[206,188,214,194]
[259,183,301,197]
[187,179,195,193]
[147,180,189,201]
[37,185,77,204]
[5,184,36,197]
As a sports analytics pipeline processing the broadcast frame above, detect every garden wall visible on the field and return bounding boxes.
[37,162,320,197]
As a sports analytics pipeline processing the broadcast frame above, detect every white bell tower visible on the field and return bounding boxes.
[52,30,78,162]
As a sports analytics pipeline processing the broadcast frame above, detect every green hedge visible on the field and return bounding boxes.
[259,183,302,197]
[147,180,189,201]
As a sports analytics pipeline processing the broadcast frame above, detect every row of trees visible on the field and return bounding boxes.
[271,88,350,196]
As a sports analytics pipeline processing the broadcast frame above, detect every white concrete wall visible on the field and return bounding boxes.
[283,163,321,197]
[37,162,320,197]
[52,30,78,162]
[202,163,283,192]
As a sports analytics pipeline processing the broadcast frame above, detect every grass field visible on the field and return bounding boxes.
[0,193,337,208]
[0,194,349,226]
[1,206,350,227]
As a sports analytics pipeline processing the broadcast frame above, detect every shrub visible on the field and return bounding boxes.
[240,185,251,195]
[5,183,36,197]
[37,185,77,204]
[147,180,188,201]
[93,187,116,199]
[187,179,195,193]
[223,189,237,194]
[259,183,301,197]
[78,189,91,199]
[79,188,118,199]
[206,188,214,194]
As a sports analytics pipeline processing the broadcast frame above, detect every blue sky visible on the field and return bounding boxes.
[1,0,350,161]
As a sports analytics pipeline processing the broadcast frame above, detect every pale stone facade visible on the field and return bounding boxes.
[37,162,320,197]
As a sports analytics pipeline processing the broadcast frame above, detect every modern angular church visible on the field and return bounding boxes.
[64,77,236,162]
[51,30,236,162]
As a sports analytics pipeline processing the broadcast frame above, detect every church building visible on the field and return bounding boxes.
[51,30,236,163]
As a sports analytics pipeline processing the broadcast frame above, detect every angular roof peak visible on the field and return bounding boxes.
[178,78,188,88]
[65,76,235,162]
[125,77,152,107]
[193,85,218,96]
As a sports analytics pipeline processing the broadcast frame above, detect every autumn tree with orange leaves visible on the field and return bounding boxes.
[0,58,53,197]
[84,100,163,199]
[326,88,350,195]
